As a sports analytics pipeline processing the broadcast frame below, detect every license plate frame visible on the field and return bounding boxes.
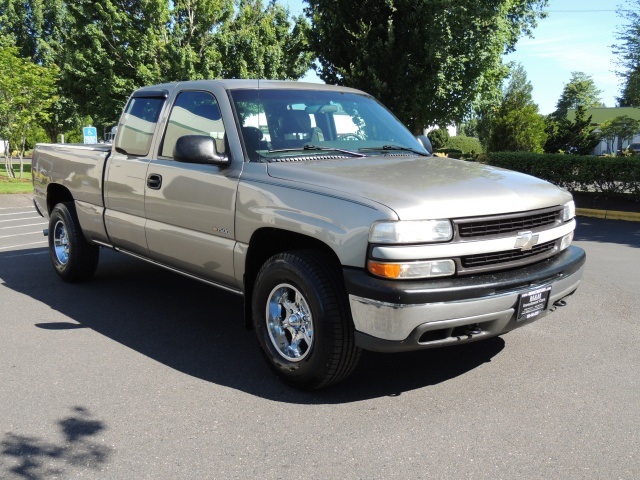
[517,285,552,322]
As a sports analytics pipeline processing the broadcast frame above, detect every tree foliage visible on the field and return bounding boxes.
[165,0,233,81]
[0,0,66,65]
[552,71,604,119]
[427,128,449,150]
[61,0,169,129]
[305,0,548,133]
[486,64,546,153]
[614,1,640,107]
[1,0,312,140]
[218,0,313,79]
[599,115,640,152]
[0,46,58,176]
[544,106,600,155]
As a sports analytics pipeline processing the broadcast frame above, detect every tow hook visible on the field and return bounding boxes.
[549,299,568,313]
[43,229,49,237]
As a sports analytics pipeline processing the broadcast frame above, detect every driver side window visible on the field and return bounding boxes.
[161,91,225,158]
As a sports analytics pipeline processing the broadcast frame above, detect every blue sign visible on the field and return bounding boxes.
[83,126,98,144]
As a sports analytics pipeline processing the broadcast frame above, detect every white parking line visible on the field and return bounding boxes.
[0,211,37,217]
[0,231,44,239]
[0,241,47,251]
[0,217,44,223]
[0,222,47,230]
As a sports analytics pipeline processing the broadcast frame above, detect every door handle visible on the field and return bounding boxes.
[147,174,162,190]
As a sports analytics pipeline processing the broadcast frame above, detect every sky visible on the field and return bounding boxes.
[281,0,627,115]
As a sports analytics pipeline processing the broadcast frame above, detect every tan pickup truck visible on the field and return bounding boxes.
[32,80,586,389]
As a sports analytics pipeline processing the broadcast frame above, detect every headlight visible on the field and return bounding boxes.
[369,220,453,244]
[368,259,456,279]
[562,201,575,222]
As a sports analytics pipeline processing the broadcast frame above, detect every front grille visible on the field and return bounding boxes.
[456,208,561,238]
[461,240,556,269]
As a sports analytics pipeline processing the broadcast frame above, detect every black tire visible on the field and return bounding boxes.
[252,250,361,390]
[48,202,99,282]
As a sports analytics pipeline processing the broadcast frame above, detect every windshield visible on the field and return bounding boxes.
[229,89,427,162]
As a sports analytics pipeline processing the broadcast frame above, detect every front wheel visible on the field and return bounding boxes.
[252,250,361,389]
[48,202,99,282]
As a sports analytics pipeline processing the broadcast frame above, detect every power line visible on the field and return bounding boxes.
[544,9,629,13]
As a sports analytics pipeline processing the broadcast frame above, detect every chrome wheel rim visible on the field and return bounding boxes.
[266,283,313,362]
[53,220,70,265]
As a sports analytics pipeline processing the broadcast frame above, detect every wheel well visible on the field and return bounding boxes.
[242,228,343,330]
[46,183,74,214]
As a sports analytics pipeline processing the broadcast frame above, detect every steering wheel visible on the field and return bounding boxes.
[338,134,362,141]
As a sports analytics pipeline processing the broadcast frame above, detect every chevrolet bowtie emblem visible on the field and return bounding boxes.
[514,231,539,251]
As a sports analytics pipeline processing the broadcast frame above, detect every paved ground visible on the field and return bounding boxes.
[1,195,639,479]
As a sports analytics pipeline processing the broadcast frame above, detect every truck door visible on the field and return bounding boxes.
[143,89,240,286]
[104,92,167,256]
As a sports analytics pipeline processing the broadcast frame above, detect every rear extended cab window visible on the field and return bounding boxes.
[115,94,166,156]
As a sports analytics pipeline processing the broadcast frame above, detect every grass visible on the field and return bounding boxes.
[0,163,33,194]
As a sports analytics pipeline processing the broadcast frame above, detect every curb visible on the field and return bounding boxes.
[576,208,640,222]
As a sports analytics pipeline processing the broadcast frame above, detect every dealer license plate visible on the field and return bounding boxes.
[517,285,552,321]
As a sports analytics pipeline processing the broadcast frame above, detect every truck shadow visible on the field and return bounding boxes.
[574,217,640,248]
[1,247,504,403]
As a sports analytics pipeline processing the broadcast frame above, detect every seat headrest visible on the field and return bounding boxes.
[280,110,311,133]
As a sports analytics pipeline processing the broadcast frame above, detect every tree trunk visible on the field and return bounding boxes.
[4,154,16,178]
[18,136,26,179]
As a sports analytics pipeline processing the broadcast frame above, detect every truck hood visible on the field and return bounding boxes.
[266,155,572,220]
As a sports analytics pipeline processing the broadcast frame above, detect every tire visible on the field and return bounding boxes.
[252,250,361,390]
[48,202,99,282]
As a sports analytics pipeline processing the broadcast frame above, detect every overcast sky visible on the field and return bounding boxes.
[283,0,626,115]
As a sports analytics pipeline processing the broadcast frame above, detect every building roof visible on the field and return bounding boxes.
[567,107,640,125]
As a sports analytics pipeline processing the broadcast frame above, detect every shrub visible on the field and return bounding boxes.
[427,128,450,150]
[445,135,483,155]
[486,152,640,200]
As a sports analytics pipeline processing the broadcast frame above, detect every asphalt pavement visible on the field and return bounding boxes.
[1,194,639,479]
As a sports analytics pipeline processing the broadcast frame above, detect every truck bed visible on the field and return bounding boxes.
[33,143,111,216]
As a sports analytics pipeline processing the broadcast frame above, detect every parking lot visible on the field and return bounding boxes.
[1,194,639,479]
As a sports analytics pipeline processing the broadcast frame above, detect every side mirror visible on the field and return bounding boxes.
[173,135,229,166]
[415,135,433,155]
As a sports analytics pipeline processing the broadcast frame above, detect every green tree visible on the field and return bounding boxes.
[552,71,604,119]
[0,0,69,142]
[60,0,169,131]
[165,0,233,81]
[614,1,640,107]
[217,0,313,79]
[599,115,640,153]
[0,0,66,65]
[427,128,449,150]
[487,64,546,153]
[305,0,548,133]
[0,46,58,177]
[544,105,600,155]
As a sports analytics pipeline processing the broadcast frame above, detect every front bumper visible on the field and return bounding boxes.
[345,246,586,352]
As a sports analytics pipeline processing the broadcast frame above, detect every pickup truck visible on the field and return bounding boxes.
[32,80,586,389]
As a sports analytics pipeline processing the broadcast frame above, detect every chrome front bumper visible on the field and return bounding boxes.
[344,246,586,352]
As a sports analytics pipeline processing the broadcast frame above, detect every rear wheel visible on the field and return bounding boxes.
[48,202,99,282]
[252,250,361,389]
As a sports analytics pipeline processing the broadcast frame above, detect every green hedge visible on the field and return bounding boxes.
[486,152,640,200]
[445,135,483,155]
[1,162,32,174]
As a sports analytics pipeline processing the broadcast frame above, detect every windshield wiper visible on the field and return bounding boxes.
[268,144,366,157]
[358,145,430,156]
